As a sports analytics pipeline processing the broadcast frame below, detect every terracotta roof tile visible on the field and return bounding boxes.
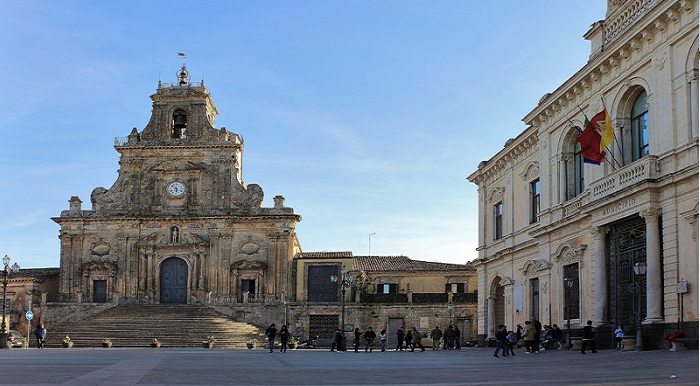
[353,256,474,272]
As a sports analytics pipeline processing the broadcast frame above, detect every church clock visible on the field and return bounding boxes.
[167,181,186,197]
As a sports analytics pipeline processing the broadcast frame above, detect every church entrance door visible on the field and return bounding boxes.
[160,257,188,304]
[93,280,107,303]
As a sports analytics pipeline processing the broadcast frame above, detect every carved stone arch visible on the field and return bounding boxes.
[612,76,651,118]
[519,259,552,277]
[684,34,699,75]
[553,242,587,264]
[231,259,267,271]
[519,161,540,181]
[488,187,505,204]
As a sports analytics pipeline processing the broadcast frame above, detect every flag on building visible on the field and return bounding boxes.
[599,109,616,151]
[577,110,607,164]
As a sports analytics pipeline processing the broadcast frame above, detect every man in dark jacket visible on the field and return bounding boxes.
[395,328,405,351]
[364,327,376,352]
[530,316,542,353]
[430,326,443,350]
[265,323,277,353]
[581,320,597,354]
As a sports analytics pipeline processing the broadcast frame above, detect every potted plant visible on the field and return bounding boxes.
[150,338,161,348]
[102,338,113,348]
[62,335,74,348]
[246,339,258,349]
[202,336,216,348]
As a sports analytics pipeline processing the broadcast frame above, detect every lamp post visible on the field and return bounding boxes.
[633,261,647,352]
[330,267,355,338]
[368,233,376,256]
[1,255,20,349]
[447,302,454,326]
[563,277,573,350]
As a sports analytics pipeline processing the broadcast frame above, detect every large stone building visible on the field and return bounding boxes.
[467,0,698,349]
[52,65,301,305]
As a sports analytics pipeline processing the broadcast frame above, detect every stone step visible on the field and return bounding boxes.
[42,304,266,349]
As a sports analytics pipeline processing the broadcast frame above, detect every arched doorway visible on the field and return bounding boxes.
[160,257,188,304]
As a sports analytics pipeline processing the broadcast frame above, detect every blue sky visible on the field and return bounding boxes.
[0,1,606,268]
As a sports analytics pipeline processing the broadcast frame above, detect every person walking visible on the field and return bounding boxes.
[411,327,426,352]
[395,328,405,351]
[430,326,443,350]
[331,328,343,352]
[614,324,624,350]
[444,325,455,349]
[506,330,517,356]
[34,323,47,349]
[404,328,413,351]
[454,326,461,349]
[279,325,289,353]
[364,327,376,352]
[523,321,536,353]
[353,328,362,352]
[493,325,508,358]
[379,329,387,352]
[581,320,597,354]
[265,323,277,353]
[530,316,542,353]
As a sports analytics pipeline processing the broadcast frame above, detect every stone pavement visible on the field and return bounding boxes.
[0,346,697,385]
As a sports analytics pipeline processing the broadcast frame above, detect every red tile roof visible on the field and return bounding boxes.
[353,255,474,272]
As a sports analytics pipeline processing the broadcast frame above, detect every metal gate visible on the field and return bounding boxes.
[160,257,188,304]
[607,216,647,330]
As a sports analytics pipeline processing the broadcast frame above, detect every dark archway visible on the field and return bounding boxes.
[160,257,188,304]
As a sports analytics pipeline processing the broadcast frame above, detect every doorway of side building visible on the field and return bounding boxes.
[388,318,404,349]
[160,257,188,304]
[489,277,505,340]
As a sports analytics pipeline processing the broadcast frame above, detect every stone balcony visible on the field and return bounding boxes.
[590,156,660,202]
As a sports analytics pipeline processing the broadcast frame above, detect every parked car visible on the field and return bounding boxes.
[7,330,24,348]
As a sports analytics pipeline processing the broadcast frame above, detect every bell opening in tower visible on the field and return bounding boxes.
[172,109,187,139]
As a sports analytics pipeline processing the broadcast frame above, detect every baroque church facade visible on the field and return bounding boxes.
[52,65,301,305]
[468,0,698,348]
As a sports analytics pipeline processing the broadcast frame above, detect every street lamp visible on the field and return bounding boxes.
[633,261,647,352]
[368,233,376,256]
[563,277,574,350]
[2,255,20,349]
[330,267,355,339]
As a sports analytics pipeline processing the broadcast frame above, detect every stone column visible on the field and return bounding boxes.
[559,156,568,203]
[591,226,608,325]
[487,295,495,339]
[642,209,664,323]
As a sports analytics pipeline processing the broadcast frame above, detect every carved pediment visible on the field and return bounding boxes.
[82,259,116,274]
[520,259,552,276]
[553,242,587,263]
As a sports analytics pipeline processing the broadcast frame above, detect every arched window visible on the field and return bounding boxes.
[630,90,649,161]
[172,109,187,139]
[563,127,585,202]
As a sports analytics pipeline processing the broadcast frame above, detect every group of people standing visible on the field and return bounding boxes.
[428,325,462,350]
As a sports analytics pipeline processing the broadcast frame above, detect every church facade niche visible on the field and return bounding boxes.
[52,66,301,305]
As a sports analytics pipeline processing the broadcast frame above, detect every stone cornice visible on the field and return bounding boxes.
[523,0,694,130]
[467,130,539,186]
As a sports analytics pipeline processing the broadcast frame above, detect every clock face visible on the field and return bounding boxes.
[167,181,186,197]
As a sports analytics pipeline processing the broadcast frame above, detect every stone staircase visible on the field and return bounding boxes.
[42,304,266,349]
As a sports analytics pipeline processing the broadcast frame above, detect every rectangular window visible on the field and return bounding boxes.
[445,283,465,293]
[530,278,540,319]
[530,179,540,224]
[494,202,503,240]
[563,263,580,320]
[377,283,398,294]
